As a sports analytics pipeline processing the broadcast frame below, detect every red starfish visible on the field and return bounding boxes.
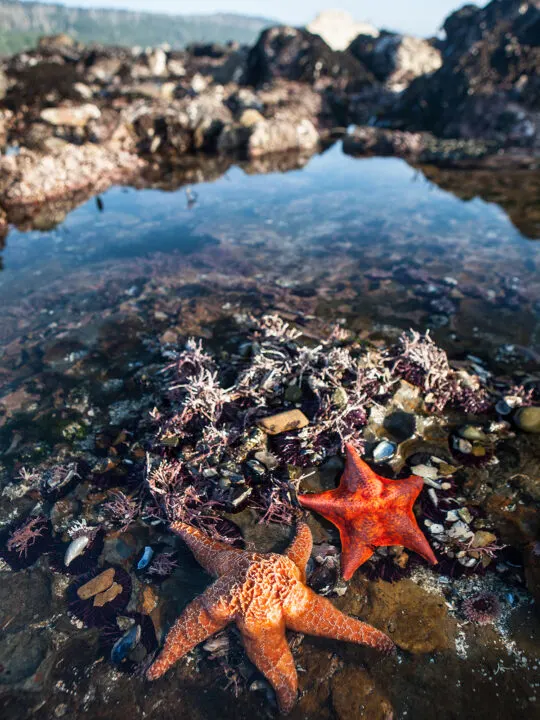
[298,443,437,580]
[146,520,393,713]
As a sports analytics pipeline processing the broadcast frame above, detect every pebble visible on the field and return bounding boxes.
[458,425,488,442]
[411,464,439,480]
[258,409,309,435]
[77,568,115,600]
[428,523,445,535]
[372,440,396,462]
[458,508,473,524]
[471,531,498,548]
[514,406,540,433]
[447,521,474,541]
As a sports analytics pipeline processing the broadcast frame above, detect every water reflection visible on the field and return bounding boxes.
[0,144,539,361]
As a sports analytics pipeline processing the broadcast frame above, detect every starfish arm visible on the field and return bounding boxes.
[284,522,312,582]
[146,582,231,680]
[381,515,437,565]
[170,520,242,576]
[342,443,381,497]
[285,588,394,653]
[339,539,374,581]
[241,626,298,715]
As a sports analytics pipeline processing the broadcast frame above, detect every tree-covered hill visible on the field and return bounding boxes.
[0,0,275,54]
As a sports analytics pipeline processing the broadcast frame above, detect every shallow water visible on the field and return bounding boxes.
[0,144,539,720]
[1,144,539,360]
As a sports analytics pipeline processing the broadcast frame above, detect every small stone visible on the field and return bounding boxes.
[458,507,473,524]
[77,568,115,600]
[331,386,348,409]
[453,437,473,454]
[93,581,123,607]
[285,383,303,403]
[239,108,264,127]
[372,440,396,462]
[40,104,101,127]
[258,410,309,435]
[514,407,540,433]
[411,464,439,480]
[447,521,474,541]
[446,510,460,522]
[458,425,488,442]
[428,523,445,535]
[471,531,498,548]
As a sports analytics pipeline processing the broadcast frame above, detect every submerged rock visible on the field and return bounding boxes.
[514,406,540,433]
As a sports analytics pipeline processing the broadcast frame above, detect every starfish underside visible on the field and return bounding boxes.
[146,520,394,713]
[298,443,437,580]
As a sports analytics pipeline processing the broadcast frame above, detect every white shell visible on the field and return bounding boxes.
[64,535,90,566]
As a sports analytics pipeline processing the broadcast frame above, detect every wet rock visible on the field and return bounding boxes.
[343,126,425,157]
[308,10,378,51]
[524,542,540,607]
[0,630,49,684]
[330,666,393,720]
[258,409,309,435]
[40,104,101,128]
[514,406,540,433]
[336,577,455,653]
[349,32,442,91]
[245,26,374,88]
[0,569,52,632]
[0,144,144,209]
[391,0,540,145]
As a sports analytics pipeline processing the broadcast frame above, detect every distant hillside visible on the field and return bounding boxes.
[0,0,275,55]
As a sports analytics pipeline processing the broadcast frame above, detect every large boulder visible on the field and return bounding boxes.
[390,0,540,146]
[307,10,378,51]
[349,31,442,91]
[245,26,374,89]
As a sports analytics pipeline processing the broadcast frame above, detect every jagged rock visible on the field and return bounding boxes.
[349,32,442,91]
[391,0,540,146]
[40,103,101,127]
[245,26,374,89]
[0,143,145,208]
[307,10,378,51]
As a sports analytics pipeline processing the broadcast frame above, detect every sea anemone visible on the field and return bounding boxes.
[462,591,501,624]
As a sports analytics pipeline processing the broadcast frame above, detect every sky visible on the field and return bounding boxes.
[28,1,488,37]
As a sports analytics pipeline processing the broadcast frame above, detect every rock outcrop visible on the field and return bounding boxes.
[244,26,374,89]
[390,0,540,146]
[349,31,442,91]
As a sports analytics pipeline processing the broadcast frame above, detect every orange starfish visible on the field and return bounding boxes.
[146,520,394,713]
[298,443,437,580]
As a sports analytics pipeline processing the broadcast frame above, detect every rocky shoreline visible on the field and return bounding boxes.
[0,0,538,234]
